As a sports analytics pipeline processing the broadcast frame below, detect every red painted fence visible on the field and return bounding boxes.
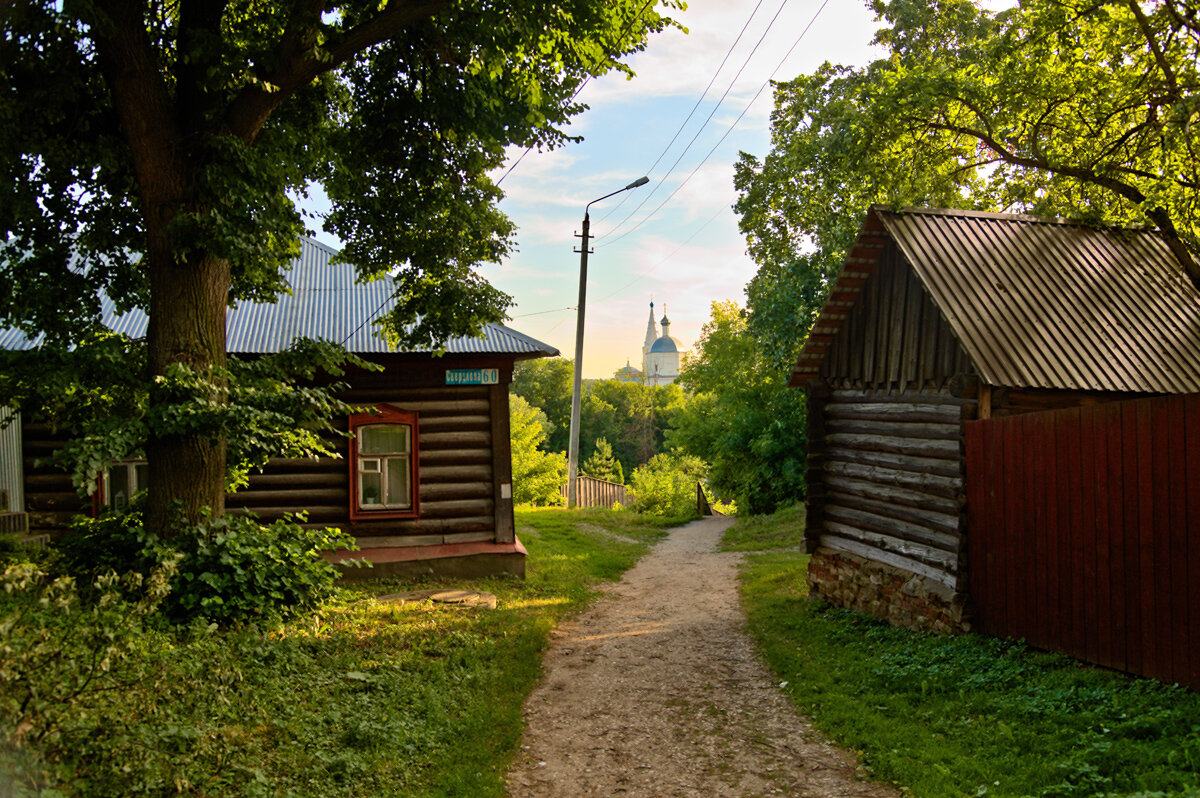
[965,394,1200,689]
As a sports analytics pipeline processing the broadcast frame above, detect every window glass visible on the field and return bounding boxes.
[360,470,383,506]
[386,456,410,507]
[359,425,409,454]
[109,466,132,511]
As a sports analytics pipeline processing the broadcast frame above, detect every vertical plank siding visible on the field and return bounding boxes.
[966,394,1200,689]
[560,476,630,509]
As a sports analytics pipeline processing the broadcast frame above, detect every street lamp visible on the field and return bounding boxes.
[567,176,649,508]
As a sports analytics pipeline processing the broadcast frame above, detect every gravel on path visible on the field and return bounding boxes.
[505,516,901,797]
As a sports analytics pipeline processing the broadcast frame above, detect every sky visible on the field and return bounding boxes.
[314,0,890,378]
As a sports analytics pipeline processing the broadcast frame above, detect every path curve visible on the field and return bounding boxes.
[505,516,900,797]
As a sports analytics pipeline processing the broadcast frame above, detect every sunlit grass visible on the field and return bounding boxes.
[4,508,676,797]
[732,505,1200,798]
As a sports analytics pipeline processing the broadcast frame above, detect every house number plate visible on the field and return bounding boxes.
[445,368,499,385]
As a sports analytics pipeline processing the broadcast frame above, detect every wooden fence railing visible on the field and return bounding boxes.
[965,394,1200,689]
[561,476,629,508]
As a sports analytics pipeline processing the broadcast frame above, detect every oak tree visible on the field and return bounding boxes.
[0,0,677,534]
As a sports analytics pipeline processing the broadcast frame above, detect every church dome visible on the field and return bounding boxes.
[649,335,680,354]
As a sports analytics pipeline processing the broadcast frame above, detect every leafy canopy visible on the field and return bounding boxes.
[0,0,682,347]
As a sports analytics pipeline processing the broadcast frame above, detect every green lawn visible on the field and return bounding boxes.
[730,505,1200,798]
[2,508,673,797]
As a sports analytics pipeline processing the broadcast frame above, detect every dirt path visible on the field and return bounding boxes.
[505,516,900,798]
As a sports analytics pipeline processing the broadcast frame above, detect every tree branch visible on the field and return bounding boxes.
[1126,0,1181,102]
[225,0,452,142]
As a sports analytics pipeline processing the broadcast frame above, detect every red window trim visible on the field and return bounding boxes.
[349,404,420,521]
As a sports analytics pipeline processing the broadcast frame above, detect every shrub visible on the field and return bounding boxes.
[628,452,708,518]
[55,506,356,624]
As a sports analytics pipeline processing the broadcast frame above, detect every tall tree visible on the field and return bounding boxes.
[670,301,806,515]
[509,395,566,506]
[511,357,575,454]
[0,0,677,535]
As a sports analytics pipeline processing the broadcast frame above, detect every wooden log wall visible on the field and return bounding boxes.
[821,242,972,392]
[228,383,506,547]
[21,356,521,550]
[807,387,974,591]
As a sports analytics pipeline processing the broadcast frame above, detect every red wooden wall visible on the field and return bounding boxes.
[965,394,1200,689]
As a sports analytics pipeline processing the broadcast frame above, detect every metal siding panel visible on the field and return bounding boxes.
[0,408,23,512]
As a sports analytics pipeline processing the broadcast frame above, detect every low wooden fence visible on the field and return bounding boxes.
[562,476,629,508]
[965,394,1200,689]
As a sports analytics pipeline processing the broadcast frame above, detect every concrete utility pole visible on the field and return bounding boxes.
[567,176,649,508]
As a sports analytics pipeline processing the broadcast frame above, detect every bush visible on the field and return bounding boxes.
[55,506,356,624]
[628,452,708,518]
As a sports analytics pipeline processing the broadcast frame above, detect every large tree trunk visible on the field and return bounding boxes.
[144,241,232,537]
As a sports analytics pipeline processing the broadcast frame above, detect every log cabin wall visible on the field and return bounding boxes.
[21,355,519,561]
[806,242,978,633]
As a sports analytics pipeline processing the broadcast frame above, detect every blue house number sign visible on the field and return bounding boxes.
[445,368,499,386]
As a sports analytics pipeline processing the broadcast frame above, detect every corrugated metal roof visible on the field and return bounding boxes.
[0,238,559,358]
[792,207,1200,393]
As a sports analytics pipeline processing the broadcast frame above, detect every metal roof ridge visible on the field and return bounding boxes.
[872,204,1160,232]
[486,321,560,356]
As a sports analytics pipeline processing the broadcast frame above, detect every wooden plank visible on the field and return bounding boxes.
[1065,408,1088,661]
[964,419,990,631]
[1186,397,1200,688]
[420,498,493,518]
[824,503,959,552]
[826,490,961,538]
[419,482,493,501]
[1029,410,1050,649]
[824,402,962,423]
[822,520,958,571]
[229,488,348,505]
[828,389,966,406]
[1136,399,1159,678]
[1147,397,1172,681]
[1105,401,1127,674]
[823,474,960,515]
[825,447,963,478]
[902,266,924,389]
[825,419,960,441]
[419,448,492,465]
[420,430,491,449]
[1165,396,1189,685]
[419,464,492,482]
[823,459,962,498]
[1121,400,1143,676]
[1090,403,1114,670]
[886,250,907,387]
[1002,413,1025,642]
[818,534,957,588]
[1038,410,1060,655]
[824,433,960,460]
[419,415,492,433]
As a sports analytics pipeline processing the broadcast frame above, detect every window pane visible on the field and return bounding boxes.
[386,456,410,507]
[134,464,149,492]
[359,425,409,454]
[108,467,131,511]
[360,471,383,506]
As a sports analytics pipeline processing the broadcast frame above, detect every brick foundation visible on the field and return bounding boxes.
[806,547,969,634]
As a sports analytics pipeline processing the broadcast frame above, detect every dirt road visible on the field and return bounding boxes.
[505,516,900,797]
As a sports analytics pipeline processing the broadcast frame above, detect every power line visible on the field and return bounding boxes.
[595,0,770,225]
[598,0,833,250]
[598,0,794,240]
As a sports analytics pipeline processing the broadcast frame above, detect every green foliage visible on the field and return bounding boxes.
[509,395,566,507]
[581,437,624,485]
[0,335,369,496]
[736,541,1200,797]
[671,301,807,515]
[628,452,707,519]
[1,508,676,796]
[55,507,355,624]
[512,358,575,453]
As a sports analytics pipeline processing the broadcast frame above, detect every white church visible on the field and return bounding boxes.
[614,301,685,386]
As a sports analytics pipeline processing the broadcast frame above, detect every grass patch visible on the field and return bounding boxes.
[735,508,1200,798]
[720,501,806,551]
[2,508,673,797]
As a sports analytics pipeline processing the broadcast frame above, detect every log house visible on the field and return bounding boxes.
[2,238,558,578]
[793,207,1200,632]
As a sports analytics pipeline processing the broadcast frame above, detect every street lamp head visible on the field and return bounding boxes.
[625,175,650,189]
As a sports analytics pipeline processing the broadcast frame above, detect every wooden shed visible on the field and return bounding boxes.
[1,238,557,578]
[793,207,1200,633]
